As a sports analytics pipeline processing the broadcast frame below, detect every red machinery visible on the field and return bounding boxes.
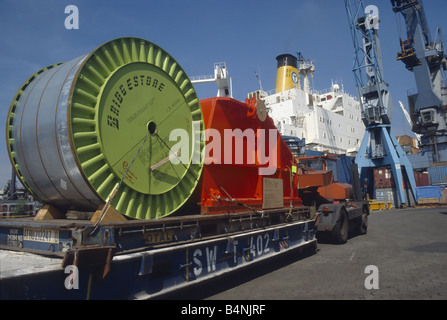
[198,97,302,214]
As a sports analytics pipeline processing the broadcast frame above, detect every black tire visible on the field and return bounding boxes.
[331,208,348,244]
[357,207,368,235]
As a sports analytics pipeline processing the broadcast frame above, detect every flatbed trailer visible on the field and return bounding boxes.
[0,206,317,300]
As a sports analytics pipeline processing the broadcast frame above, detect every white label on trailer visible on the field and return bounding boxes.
[23,228,59,243]
[263,178,283,209]
[7,228,23,248]
[191,232,274,277]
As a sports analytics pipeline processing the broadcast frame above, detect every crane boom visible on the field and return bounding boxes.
[399,100,422,143]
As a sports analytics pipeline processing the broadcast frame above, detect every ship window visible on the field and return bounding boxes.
[323,133,327,138]
[339,137,343,142]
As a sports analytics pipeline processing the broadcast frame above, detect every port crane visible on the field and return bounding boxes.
[390,0,447,163]
[345,0,417,207]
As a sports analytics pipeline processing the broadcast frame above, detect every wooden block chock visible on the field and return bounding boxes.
[34,204,66,220]
[90,204,128,224]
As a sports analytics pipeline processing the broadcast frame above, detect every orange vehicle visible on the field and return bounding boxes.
[295,153,369,244]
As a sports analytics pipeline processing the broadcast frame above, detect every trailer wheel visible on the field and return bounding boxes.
[331,208,348,244]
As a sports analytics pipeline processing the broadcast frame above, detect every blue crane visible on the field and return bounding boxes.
[391,0,447,164]
[345,0,417,207]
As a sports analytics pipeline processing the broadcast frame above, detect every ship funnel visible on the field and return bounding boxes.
[276,54,299,93]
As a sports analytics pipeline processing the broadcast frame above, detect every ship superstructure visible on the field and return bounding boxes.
[252,54,365,155]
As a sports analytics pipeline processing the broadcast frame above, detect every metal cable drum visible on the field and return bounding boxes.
[6,37,205,220]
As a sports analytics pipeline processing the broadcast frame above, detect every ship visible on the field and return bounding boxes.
[249,53,365,156]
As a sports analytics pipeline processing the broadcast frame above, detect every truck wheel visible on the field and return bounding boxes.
[331,208,348,244]
[357,207,368,235]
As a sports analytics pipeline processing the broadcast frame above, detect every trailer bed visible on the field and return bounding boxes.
[0,207,318,299]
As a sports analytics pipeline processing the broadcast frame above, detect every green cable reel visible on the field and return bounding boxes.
[7,37,205,220]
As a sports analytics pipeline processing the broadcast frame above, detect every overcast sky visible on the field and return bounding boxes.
[1,0,446,188]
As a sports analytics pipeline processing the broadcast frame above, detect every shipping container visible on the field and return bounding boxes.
[374,168,395,189]
[413,171,429,187]
[416,185,447,204]
[428,166,447,186]
[375,188,398,208]
[375,186,416,208]
[407,152,433,170]
[396,135,418,148]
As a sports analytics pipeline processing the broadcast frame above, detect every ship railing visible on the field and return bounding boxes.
[259,84,359,103]
[190,74,215,82]
[309,87,358,101]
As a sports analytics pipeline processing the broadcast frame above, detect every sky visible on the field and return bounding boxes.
[0,0,446,188]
